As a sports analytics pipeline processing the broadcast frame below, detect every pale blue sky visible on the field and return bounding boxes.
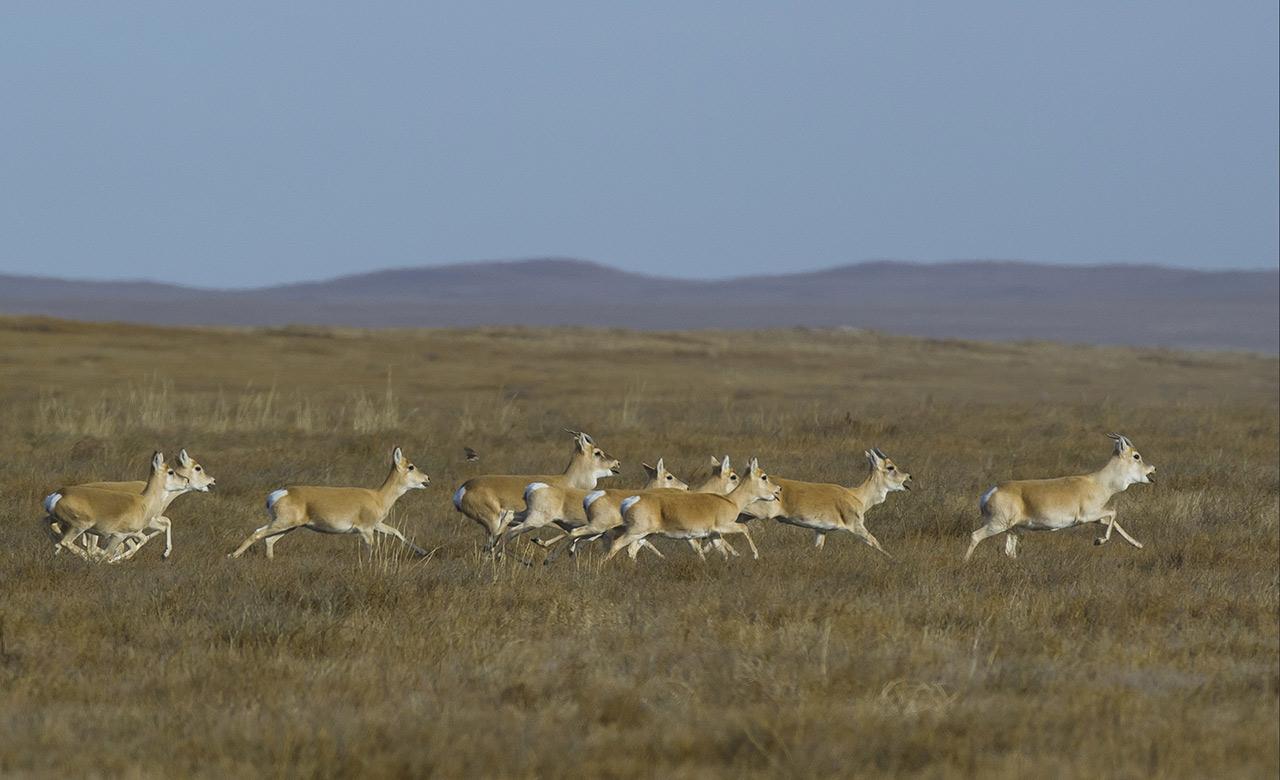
[2,1,1276,288]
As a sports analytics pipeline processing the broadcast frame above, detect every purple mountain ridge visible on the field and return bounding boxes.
[1,258,1275,352]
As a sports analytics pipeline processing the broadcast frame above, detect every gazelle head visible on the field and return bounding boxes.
[391,446,431,490]
[642,458,689,490]
[741,457,782,503]
[149,451,190,493]
[565,429,622,479]
[1107,433,1155,486]
[866,447,912,492]
[697,454,740,494]
[175,448,216,492]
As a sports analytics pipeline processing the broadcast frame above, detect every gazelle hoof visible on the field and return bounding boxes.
[1094,538,1105,545]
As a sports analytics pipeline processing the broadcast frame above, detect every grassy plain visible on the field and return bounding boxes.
[0,316,1276,777]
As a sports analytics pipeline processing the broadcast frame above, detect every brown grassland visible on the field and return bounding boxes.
[0,316,1276,778]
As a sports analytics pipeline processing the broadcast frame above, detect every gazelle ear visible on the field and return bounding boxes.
[749,457,761,475]
[392,446,404,465]
[720,455,731,474]
[152,451,165,470]
[642,462,657,478]
[872,447,887,460]
[655,457,665,473]
[178,448,192,467]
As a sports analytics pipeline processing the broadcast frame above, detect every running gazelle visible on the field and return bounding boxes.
[542,455,742,563]
[44,449,216,561]
[606,458,781,562]
[964,433,1155,561]
[452,430,620,551]
[45,452,190,560]
[504,457,688,551]
[229,447,430,559]
[741,448,911,556]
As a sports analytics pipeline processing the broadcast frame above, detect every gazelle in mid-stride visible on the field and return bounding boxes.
[504,458,688,553]
[46,449,217,561]
[543,455,741,564]
[605,458,781,562]
[964,433,1156,561]
[741,448,911,557]
[229,447,431,559]
[452,430,620,552]
[45,452,190,560]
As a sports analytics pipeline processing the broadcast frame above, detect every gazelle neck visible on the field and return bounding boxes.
[726,481,765,512]
[140,469,171,514]
[852,472,890,510]
[562,452,601,490]
[1092,457,1131,497]
[375,466,412,510]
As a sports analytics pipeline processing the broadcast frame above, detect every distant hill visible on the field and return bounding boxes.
[1,258,1275,352]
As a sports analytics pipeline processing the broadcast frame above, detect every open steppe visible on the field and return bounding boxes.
[0,316,1276,777]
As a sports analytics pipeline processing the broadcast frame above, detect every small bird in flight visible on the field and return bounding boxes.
[464,447,480,462]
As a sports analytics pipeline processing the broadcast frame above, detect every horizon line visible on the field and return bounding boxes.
[3,256,1278,292]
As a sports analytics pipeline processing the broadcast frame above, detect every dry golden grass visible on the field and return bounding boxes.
[0,316,1276,777]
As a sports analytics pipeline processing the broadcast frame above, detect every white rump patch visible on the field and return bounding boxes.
[979,486,998,513]
[524,482,550,502]
[452,485,467,510]
[619,495,642,516]
[583,490,606,510]
[266,489,289,514]
[43,492,62,515]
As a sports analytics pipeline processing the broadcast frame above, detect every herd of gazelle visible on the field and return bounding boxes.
[41,430,1156,563]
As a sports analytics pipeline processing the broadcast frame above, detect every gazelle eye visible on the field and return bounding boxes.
[665,475,673,480]
[167,470,175,475]
[194,466,202,472]
[887,465,895,471]
[1133,454,1140,460]
[408,464,415,470]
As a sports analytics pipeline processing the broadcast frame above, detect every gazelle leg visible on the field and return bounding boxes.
[113,529,162,562]
[531,532,565,549]
[849,525,891,558]
[148,517,173,559]
[374,522,429,556]
[630,539,665,559]
[814,531,826,549]
[965,521,1007,562]
[230,519,302,558]
[1110,520,1144,549]
[736,527,761,560]
[54,525,91,559]
[604,532,644,563]
[1003,532,1020,559]
[714,537,739,557]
